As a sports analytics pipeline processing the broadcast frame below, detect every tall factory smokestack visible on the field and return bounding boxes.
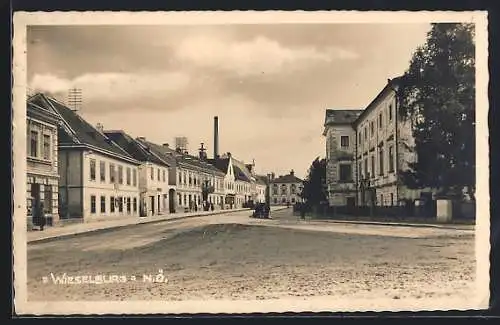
[214,116,219,159]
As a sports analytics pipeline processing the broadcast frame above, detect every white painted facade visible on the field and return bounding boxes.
[82,151,140,221]
[138,162,170,217]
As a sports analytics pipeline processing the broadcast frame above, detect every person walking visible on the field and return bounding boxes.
[300,203,306,221]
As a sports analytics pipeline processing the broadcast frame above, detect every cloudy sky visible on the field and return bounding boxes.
[27,23,430,179]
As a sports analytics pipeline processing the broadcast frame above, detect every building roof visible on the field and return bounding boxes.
[29,93,139,164]
[270,173,303,184]
[137,138,225,176]
[104,131,169,167]
[323,77,404,131]
[231,158,253,183]
[324,109,364,126]
[206,158,230,174]
[255,175,268,185]
[352,76,403,127]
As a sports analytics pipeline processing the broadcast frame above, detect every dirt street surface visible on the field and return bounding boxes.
[28,208,476,305]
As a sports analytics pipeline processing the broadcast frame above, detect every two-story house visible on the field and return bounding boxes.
[104,131,173,217]
[26,95,60,227]
[270,170,303,205]
[31,94,141,222]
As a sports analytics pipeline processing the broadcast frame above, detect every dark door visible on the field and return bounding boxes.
[150,196,155,215]
[158,195,161,214]
[346,197,355,207]
[31,183,40,215]
[169,189,175,213]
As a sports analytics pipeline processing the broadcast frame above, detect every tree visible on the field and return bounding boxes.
[300,157,327,207]
[399,23,475,200]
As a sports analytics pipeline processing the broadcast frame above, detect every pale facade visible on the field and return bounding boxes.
[138,162,170,216]
[80,151,140,220]
[26,98,60,226]
[323,77,421,207]
[270,171,303,205]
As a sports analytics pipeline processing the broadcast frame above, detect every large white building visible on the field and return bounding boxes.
[104,131,173,217]
[26,95,60,227]
[323,77,420,207]
[32,94,142,222]
[270,170,303,205]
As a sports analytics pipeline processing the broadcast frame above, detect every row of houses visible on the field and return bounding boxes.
[26,93,270,227]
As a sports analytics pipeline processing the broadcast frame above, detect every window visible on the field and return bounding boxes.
[90,195,96,214]
[274,198,278,204]
[132,169,137,186]
[379,146,384,176]
[90,159,96,181]
[127,197,131,213]
[126,167,131,185]
[339,164,352,182]
[178,172,182,185]
[358,132,361,144]
[380,194,384,206]
[30,130,38,157]
[378,113,383,128]
[273,184,278,195]
[340,136,349,148]
[390,193,394,206]
[157,168,160,181]
[100,196,106,213]
[364,159,368,178]
[110,164,116,183]
[163,170,166,182]
[370,121,374,137]
[371,156,375,178]
[281,198,286,203]
[388,104,393,121]
[133,198,137,212]
[364,127,367,140]
[291,184,296,194]
[118,165,123,184]
[110,197,115,212]
[150,167,154,180]
[389,145,395,172]
[118,197,123,212]
[189,175,192,186]
[358,162,362,179]
[178,194,182,205]
[43,134,51,160]
[100,161,106,182]
[281,185,287,195]
[291,198,296,203]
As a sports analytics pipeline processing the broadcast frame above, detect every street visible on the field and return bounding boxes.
[27,208,475,302]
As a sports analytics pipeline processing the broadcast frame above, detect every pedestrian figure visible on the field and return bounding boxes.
[210,203,214,211]
[300,203,306,220]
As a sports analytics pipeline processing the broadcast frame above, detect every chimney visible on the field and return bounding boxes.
[137,136,146,142]
[271,172,275,180]
[214,116,219,159]
[162,143,169,148]
[290,170,295,176]
[96,123,104,133]
[199,143,207,161]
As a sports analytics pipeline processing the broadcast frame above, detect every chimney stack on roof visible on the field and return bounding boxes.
[137,136,146,141]
[162,143,169,148]
[290,170,295,176]
[214,116,219,159]
[95,123,104,133]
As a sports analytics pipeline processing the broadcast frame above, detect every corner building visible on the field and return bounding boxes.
[323,77,420,207]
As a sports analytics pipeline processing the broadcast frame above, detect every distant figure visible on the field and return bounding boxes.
[300,203,306,220]
[194,203,198,212]
[33,201,46,231]
[210,203,214,211]
[39,203,46,230]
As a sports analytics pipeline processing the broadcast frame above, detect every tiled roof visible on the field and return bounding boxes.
[231,158,253,183]
[324,109,364,126]
[31,93,138,163]
[104,131,169,167]
[138,139,225,176]
[207,158,230,174]
[270,173,303,184]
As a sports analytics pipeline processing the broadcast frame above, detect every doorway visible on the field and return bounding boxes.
[169,189,176,213]
[150,196,155,215]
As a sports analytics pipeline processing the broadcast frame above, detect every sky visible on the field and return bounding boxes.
[27,23,431,179]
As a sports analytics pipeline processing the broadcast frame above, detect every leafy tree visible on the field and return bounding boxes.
[300,157,327,207]
[399,23,475,200]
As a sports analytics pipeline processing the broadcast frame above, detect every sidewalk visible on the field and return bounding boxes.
[27,208,252,244]
[309,218,475,231]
